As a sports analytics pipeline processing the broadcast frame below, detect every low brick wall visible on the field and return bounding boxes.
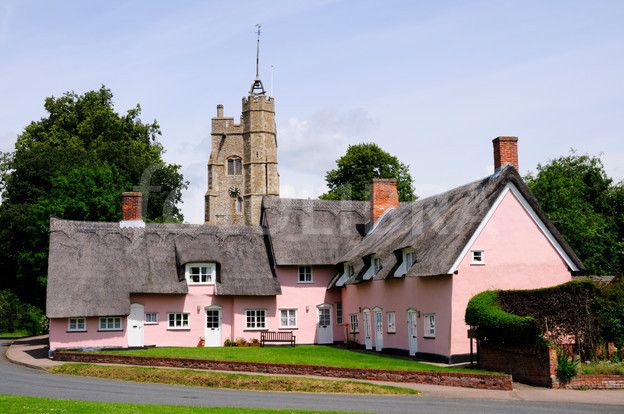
[479,343,624,389]
[560,375,624,390]
[54,351,513,390]
[479,343,556,387]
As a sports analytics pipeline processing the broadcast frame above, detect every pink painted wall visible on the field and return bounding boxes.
[450,189,572,355]
[342,276,453,355]
[49,317,127,351]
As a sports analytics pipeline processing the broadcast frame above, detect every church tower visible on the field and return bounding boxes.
[204,25,279,226]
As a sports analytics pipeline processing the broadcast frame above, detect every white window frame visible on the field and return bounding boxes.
[349,313,359,333]
[298,266,313,283]
[99,317,122,331]
[279,308,297,329]
[67,317,86,332]
[423,313,436,338]
[336,302,343,325]
[167,312,190,330]
[394,247,415,277]
[386,311,396,333]
[372,256,381,274]
[245,309,267,330]
[471,250,485,265]
[185,263,216,285]
[145,312,158,324]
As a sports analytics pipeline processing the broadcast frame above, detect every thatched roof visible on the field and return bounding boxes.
[262,196,369,265]
[47,220,279,318]
[339,166,584,284]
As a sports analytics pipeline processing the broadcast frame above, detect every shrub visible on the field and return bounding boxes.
[465,291,540,345]
[235,337,247,347]
[250,338,260,345]
[223,338,232,347]
[0,290,47,335]
[580,360,624,375]
[556,350,579,382]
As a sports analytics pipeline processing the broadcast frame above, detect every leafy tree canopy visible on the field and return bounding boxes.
[320,143,416,202]
[525,152,623,276]
[0,86,188,306]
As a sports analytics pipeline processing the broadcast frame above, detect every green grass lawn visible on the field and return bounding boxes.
[93,345,490,374]
[49,364,419,395]
[0,330,29,338]
[0,395,362,414]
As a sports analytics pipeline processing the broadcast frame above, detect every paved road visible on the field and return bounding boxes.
[0,340,621,414]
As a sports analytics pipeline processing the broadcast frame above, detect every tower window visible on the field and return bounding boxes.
[227,157,242,175]
[236,197,243,213]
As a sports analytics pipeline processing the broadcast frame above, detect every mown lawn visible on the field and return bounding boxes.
[49,364,419,395]
[0,330,29,338]
[94,345,491,374]
[0,395,361,414]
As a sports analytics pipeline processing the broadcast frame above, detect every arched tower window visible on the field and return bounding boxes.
[236,197,243,213]
[227,157,242,175]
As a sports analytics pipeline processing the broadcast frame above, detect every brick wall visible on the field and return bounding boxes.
[121,192,142,221]
[479,343,624,389]
[55,351,513,390]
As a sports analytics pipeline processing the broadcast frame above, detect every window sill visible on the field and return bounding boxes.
[279,327,298,330]
[387,332,396,335]
[167,328,191,331]
[423,335,436,339]
[297,281,314,284]
[66,330,87,333]
[97,329,123,332]
[470,263,486,266]
[187,283,215,286]
[243,329,268,332]
[144,322,158,325]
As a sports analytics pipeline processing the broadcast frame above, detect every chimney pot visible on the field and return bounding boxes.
[216,104,224,118]
[121,192,144,227]
[492,136,519,172]
[370,179,399,225]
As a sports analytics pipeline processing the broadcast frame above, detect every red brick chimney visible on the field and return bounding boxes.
[370,179,399,225]
[493,136,519,172]
[121,192,143,222]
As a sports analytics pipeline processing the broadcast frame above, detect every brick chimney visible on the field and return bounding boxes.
[370,179,399,225]
[120,192,145,228]
[492,136,519,172]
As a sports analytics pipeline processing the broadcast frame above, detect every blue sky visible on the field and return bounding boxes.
[1,0,623,223]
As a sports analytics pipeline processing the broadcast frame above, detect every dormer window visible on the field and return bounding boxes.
[394,247,416,277]
[471,250,485,265]
[185,263,216,285]
[227,157,242,175]
[372,256,381,274]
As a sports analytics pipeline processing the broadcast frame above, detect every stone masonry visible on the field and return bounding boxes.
[205,86,279,225]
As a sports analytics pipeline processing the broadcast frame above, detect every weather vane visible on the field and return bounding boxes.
[250,23,266,96]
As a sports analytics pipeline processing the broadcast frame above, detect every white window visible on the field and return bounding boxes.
[336,302,343,324]
[168,313,190,329]
[298,266,313,283]
[227,157,242,175]
[347,264,354,278]
[372,256,381,274]
[246,309,266,329]
[99,317,122,331]
[386,311,396,333]
[145,312,158,324]
[185,263,216,285]
[279,309,297,328]
[424,313,436,338]
[404,249,415,268]
[67,317,86,332]
[349,313,359,333]
[471,250,485,265]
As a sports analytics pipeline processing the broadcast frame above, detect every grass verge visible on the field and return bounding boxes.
[0,395,363,414]
[580,361,624,375]
[49,363,420,395]
[93,345,490,374]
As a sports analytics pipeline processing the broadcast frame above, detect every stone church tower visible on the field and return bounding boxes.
[204,80,279,226]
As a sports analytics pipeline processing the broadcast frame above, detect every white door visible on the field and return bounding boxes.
[128,303,144,347]
[205,308,221,347]
[374,309,383,352]
[363,309,372,350]
[407,310,418,356]
[317,305,333,344]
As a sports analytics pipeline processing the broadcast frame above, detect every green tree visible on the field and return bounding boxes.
[320,143,416,202]
[0,86,188,307]
[525,152,622,276]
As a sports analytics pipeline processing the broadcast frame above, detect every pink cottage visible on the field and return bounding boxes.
[46,79,583,363]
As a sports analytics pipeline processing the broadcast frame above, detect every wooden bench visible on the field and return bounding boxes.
[260,331,296,347]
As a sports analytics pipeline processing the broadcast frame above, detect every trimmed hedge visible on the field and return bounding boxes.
[465,290,540,345]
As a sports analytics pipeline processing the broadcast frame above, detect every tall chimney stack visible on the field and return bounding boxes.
[120,192,145,228]
[216,104,224,118]
[492,136,519,172]
[370,179,399,225]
